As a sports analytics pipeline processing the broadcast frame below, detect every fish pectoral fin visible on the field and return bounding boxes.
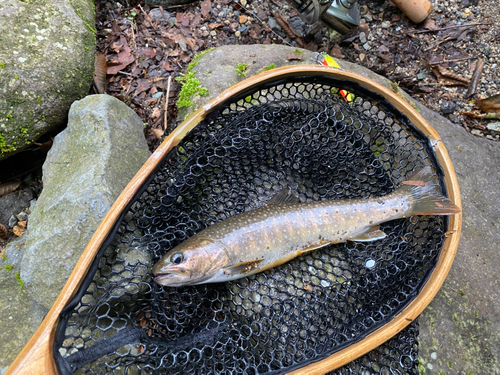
[223,258,264,276]
[267,188,300,205]
[348,225,387,242]
[297,240,331,255]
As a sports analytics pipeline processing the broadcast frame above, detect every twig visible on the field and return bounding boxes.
[430,56,475,65]
[466,58,484,98]
[130,21,136,49]
[414,22,493,34]
[163,76,172,131]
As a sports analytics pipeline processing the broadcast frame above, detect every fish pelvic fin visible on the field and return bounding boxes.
[223,258,264,276]
[399,166,461,216]
[348,225,387,242]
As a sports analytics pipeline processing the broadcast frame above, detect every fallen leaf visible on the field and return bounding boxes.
[378,45,390,53]
[329,44,345,59]
[476,94,500,113]
[151,128,164,139]
[431,65,468,86]
[18,221,27,229]
[107,36,135,75]
[0,223,7,239]
[200,0,211,17]
[287,54,303,60]
[423,18,437,30]
[150,107,162,120]
[94,53,107,94]
[13,225,25,237]
[304,284,313,291]
[174,33,188,52]
[0,181,21,198]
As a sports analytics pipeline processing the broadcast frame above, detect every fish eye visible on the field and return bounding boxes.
[171,253,184,265]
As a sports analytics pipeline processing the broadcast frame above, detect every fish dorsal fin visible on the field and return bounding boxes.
[348,225,387,242]
[223,258,264,276]
[267,188,300,205]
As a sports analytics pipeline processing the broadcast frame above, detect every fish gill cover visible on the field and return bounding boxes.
[54,76,442,374]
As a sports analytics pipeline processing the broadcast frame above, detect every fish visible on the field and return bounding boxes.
[153,166,460,287]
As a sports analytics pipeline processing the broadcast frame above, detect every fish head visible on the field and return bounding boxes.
[152,236,229,287]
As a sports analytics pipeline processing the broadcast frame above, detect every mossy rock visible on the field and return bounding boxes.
[0,0,96,160]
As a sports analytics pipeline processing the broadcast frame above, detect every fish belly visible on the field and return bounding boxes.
[210,196,409,280]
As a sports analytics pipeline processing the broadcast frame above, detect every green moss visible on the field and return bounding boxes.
[176,72,209,109]
[175,48,215,110]
[0,134,17,154]
[76,11,96,35]
[6,114,13,119]
[16,271,24,289]
[258,63,275,73]
[293,48,303,55]
[0,62,5,69]
[235,63,249,77]
[0,264,13,271]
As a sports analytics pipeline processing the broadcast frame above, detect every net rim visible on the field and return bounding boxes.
[8,65,462,375]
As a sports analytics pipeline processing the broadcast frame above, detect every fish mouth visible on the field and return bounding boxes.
[154,273,179,286]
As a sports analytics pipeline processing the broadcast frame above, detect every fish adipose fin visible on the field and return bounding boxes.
[400,166,461,216]
[267,188,300,205]
[348,225,387,242]
[223,258,264,276]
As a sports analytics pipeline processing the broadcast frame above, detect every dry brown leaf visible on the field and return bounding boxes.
[94,53,107,94]
[475,93,500,113]
[329,44,345,59]
[150,107,162,120]
[423,18,437,30]
[0,223,8,239]
[18,221,27,229]
[0,181,21,198]
[151,128,164,140]
[107,36,135,75]
[13,225,25,237]
[287,54,303,60]
[431,65,468,86]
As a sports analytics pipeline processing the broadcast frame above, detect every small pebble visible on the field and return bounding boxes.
[440,101,457,114]
[486,122,500,132]
[381,21,389,28]
[235,30,241,37]
[210,30,217,37]
[359,32,367,44]
[363,43,372,50]
[239,15,248,24]
[16,212,28,221]
[240,0,247,6]
[471,129,483,136]
[364,14,373,22]
[8,215,17,228]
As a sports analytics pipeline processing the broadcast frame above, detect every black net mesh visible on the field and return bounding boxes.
[54,75,446,374]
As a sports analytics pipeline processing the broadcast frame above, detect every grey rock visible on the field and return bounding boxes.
[359,32,367,43]
[268,17,282,30]
[8,215,17,228]
[0,0,95,160]
[16,212,28,222]
[381,21,389,28]
[363,42,372,50]
[364,14,373,22]
[149,8,176,24]
[487,122,500,132]
[289,16,307,36]
[417,72,428,80]
[176,44,500,373]
[21,95,151,310]
[0,235,48,370]
[0,186,34,227]
[440,100,457,114]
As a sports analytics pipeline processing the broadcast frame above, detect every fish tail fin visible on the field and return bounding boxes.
[399,166,461,216]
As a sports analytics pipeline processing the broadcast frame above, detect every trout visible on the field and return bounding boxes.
[153,167,460,287]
